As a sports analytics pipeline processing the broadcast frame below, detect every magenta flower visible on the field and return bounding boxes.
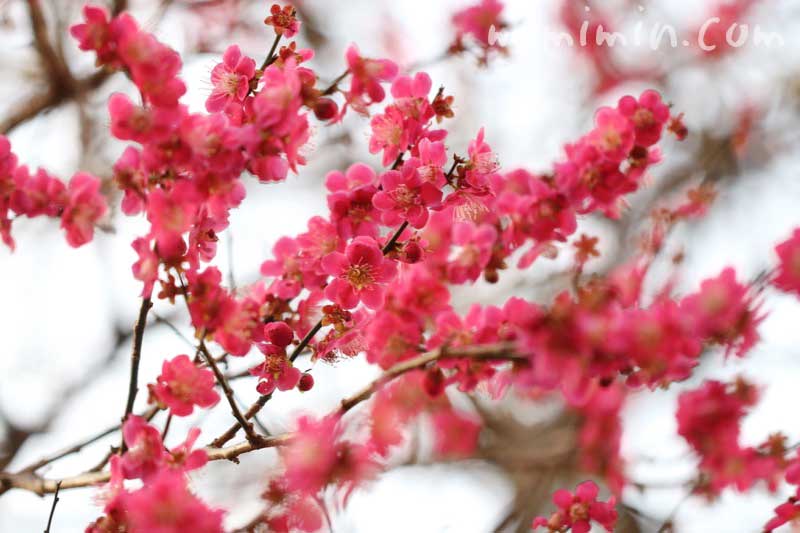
[322,236,397,309]
[532,481,617,533]
[617,89,670,147]
[773,229,800,297]
[345,44,398,105]
[372,163,442,228]
[60,172,108,248]
[123,471,225,533]
[589,107,635,162]
[150,354,220,417]
[206,45,256,113]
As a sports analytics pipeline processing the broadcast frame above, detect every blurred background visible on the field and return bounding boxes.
[1,0,800,531]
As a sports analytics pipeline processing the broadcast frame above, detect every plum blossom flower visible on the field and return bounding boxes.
[264,3,300,38]
[446,222,497,283]
[532,481,617,533]
[617,89,670,147]
[322,237,397,309]
[206,45,256,113]
[69,5,115,65]
[372,163,442,228]
[120,416,166,480]
[251,321,302,394]
[123,471,225,533]
[773,229,800,296]
[680,267,763,357]
[250,348,302,395]
[60,172,108,248]
[452,0,507,50]
[149,354,220,417]
[345,44,398,106]
[589,107,635,162]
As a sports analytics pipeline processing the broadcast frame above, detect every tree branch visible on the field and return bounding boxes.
[120,297,153,449]
[1,343,523,496]
[42,480,61,533]
[197,338,261,444]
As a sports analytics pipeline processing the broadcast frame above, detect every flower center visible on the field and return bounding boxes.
[223,73,240,95]
[390,185,416,207]
[345,263,374,289]
[633,108,655,128]
[569,502,589,522]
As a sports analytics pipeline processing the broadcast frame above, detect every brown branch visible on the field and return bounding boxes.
[2,343,524,496]
[211,394,271,448]
[259,32,283,71]
[120,297,153,450]
[339,342,522,413]
[321,69,350,96]
[0,343,528,495]
[197,338,261,444]
[0,433,291,495]
[27,0,74,89]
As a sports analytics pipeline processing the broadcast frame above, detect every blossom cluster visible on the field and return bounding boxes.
[86,416,221,532]
[676,378,786,497]
[0,136,107,249]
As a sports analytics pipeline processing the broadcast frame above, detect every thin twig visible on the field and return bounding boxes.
[259,32,283,71]
[120,297,153,451]
[198,339,261,444]
[381,221,409,254]
[43,480,61,533]
[321,69,350,96]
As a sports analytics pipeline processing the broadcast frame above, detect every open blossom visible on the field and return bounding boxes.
[773,229,800,296]
[452,0,507,49]
[120,416,166,480]
[675,378,784,495]
[322,236,397,309]
[251,349,302,395]
[165,427,208,473]
[149,354,220,417]
[280,415,375,497]
[206,45,256,113]
[113,15,187,107]
[345,44,398,106]
[589,107,635,162]
[281,415,341,494]
[680,267,763,357]
[532,481,617,533]
[369,106,409,167]
[123,471,224,533]
[60,172,108,247]
[617,89,670,147]
[465,128,499,186]
[108,93,178,143]
[414,138,447,187]
[372,163,442,228]
[446,222,497,283]
[264,3,300,37]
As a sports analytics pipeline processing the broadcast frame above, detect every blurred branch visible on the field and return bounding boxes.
[0,0,127,135]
